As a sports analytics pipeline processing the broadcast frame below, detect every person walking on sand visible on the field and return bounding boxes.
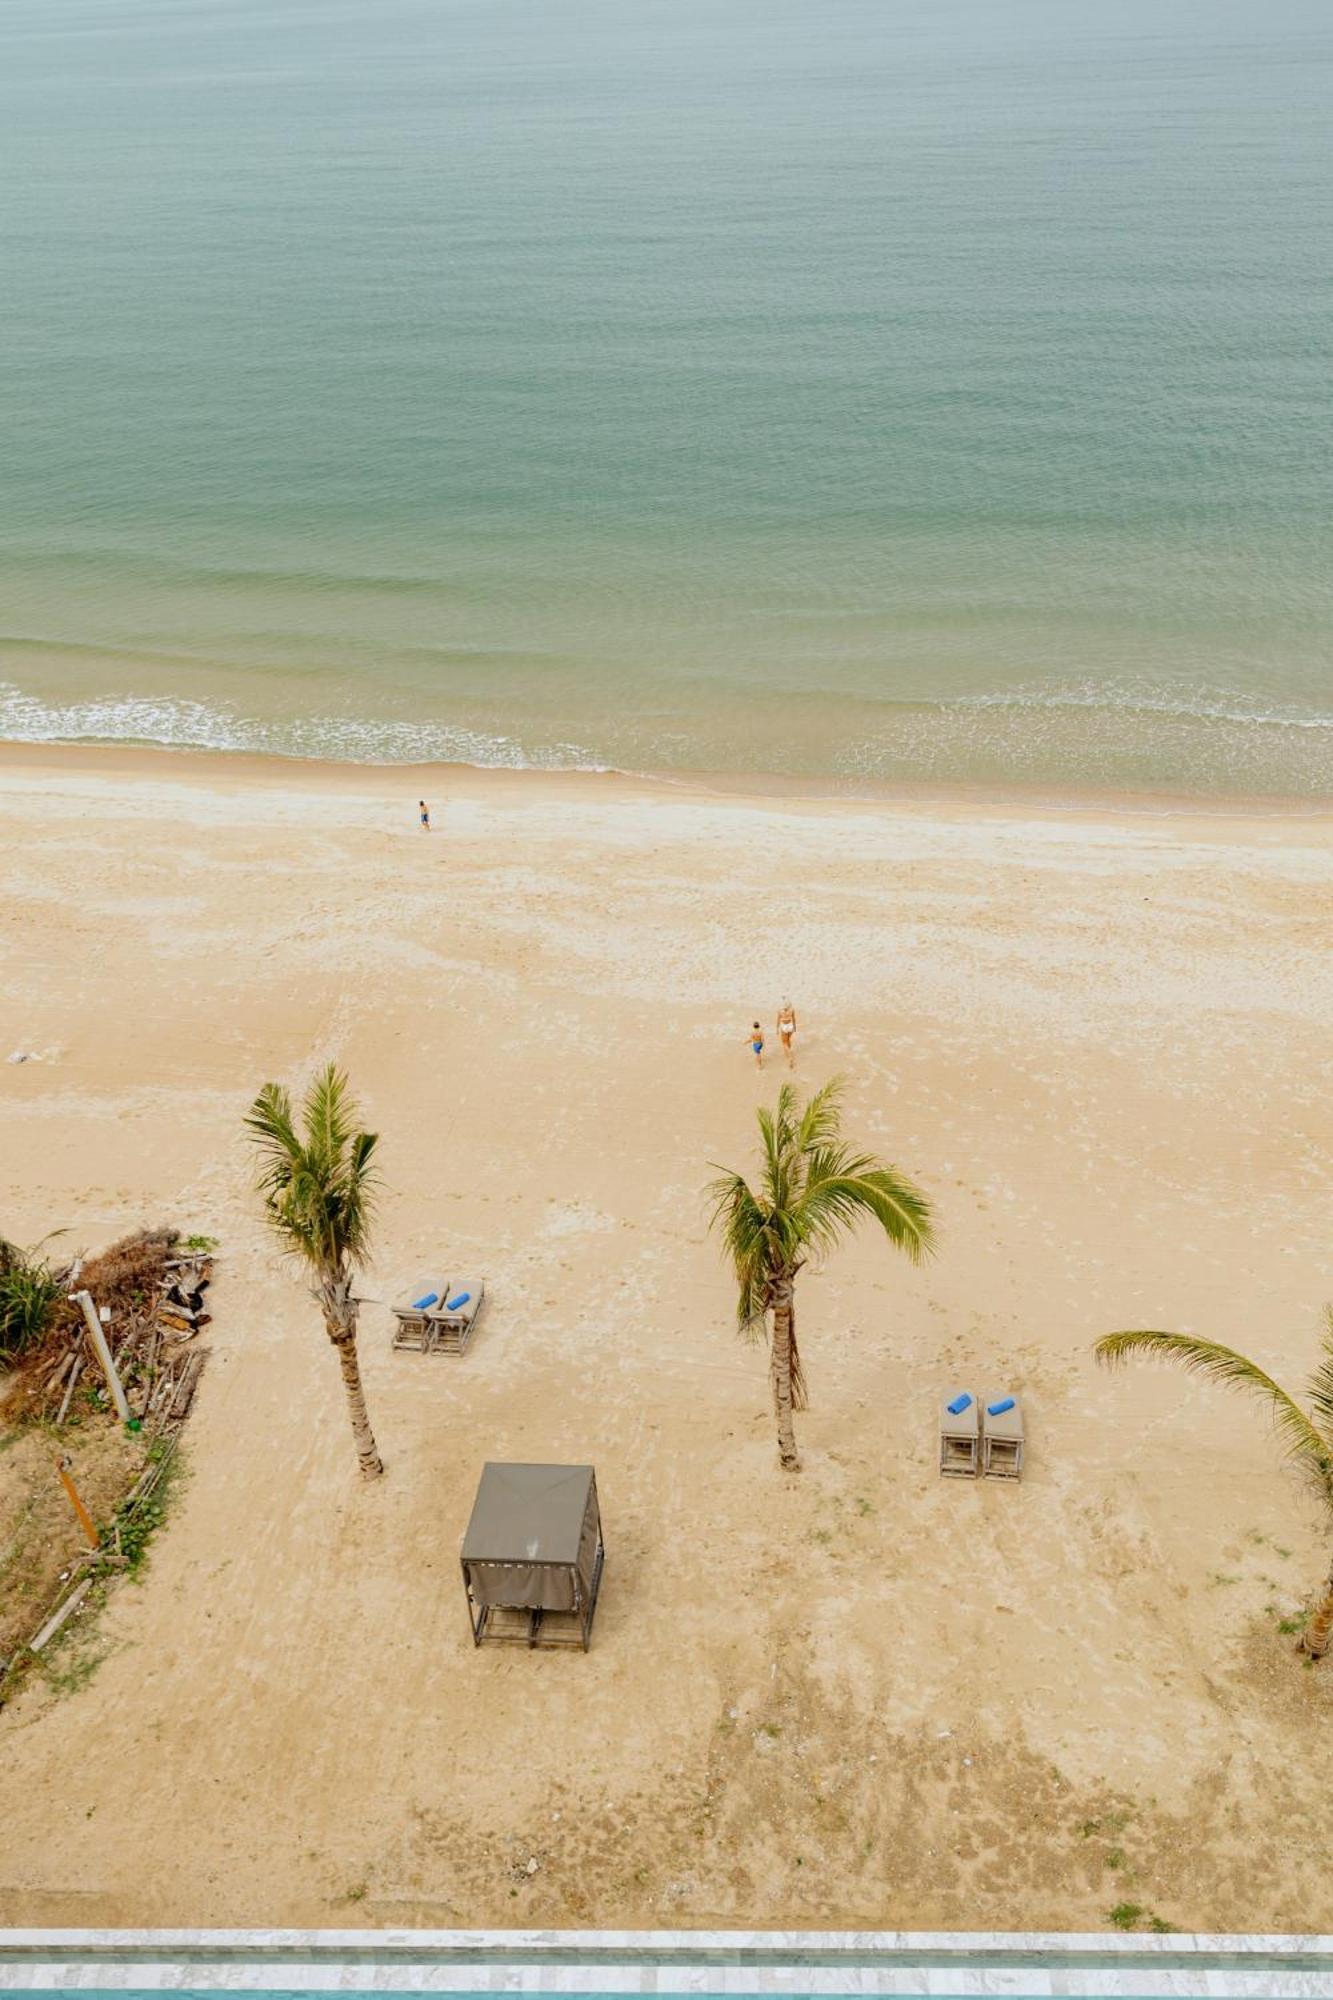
[776,997,797,1068]
[419,799,431,832]
[747,1021,765,1070]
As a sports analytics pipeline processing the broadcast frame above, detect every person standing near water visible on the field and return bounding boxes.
[419,799,431,832]
[776,998,797,1067]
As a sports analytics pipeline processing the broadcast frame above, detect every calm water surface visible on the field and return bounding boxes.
[1,0,1330,793]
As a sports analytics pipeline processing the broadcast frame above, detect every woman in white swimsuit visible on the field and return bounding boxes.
[776,999,797,1068]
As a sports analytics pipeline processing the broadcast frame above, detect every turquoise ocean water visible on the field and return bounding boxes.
[1,0,1330,795]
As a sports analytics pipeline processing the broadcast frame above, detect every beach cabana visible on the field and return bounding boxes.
[460,1462,604,1651]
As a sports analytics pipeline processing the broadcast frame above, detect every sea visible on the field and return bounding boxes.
[1,0,1330,798]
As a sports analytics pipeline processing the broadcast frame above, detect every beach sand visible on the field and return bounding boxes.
[1,742,1331,1931]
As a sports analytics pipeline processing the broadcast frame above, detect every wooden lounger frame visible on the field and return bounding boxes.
[939,1391,980,1477]
[981,1392,1025,1481]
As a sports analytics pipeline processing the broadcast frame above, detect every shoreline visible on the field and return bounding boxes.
[2,734,1331,830]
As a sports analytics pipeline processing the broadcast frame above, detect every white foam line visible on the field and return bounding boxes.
[0,685,605,774]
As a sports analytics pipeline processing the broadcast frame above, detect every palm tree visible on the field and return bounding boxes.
[1095,1316,1333,1658]
[709,1078,934,1470]
[246,1063,384,1480]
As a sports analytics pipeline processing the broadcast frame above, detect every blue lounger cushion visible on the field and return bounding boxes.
[445,1291,471,1311]
[946,1392,972,1416]
[987,1396,1016,1417]
[411,1291,440,1312]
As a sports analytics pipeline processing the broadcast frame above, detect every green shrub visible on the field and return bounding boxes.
[0,1239,63,1362]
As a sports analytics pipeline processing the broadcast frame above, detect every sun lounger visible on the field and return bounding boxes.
[434,1279,485,1354]
[939,1389,979,1477]
[982,1392,1025,1480]
[392,1281,449,1350]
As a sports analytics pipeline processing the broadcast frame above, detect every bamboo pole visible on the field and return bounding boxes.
[29,1576,94,1653]
[55,1356,83,1427]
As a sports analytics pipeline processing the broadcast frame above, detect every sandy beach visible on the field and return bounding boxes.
[1,742,1332,1931]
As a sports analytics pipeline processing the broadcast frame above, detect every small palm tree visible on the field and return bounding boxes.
[246,1063,384,1480]
[1095,1316,1333,1658]
[709,1078,934,1470]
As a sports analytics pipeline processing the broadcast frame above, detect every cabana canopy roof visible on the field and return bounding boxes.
[462,1462,596,1569]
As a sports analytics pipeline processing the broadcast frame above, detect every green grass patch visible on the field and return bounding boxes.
[1107,1903,1144,1931]
[1108,1901,1175,1933]
[38,1639,111,1699]
[108,1439,183,1575]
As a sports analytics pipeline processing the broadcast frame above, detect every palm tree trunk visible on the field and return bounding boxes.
[1301,1564,1333,1659]
[787,1286,807,1413]
[770,1279,801,1471]
[321,1279,383,1479]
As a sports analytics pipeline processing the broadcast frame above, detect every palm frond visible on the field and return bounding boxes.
[755,1092,796,1211]
[706,1168,771,1334]
[331,1122,379,1265]
[772,1081,801,1131]
[801,1149,935,1264]
[244,1082,302,1197]
[795,1075,845,1152]
[1096,1329,1333,1493]
[1306,1307,1333,1445]
[304,1063,352,1170]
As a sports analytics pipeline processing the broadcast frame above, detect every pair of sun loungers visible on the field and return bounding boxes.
[391,1279,486,1355]
[939,1390,1024,1480]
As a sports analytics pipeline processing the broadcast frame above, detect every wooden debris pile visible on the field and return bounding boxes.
[105,1249,214,1433]
[0,1238,217,1703]
[1,1230,213,1429]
